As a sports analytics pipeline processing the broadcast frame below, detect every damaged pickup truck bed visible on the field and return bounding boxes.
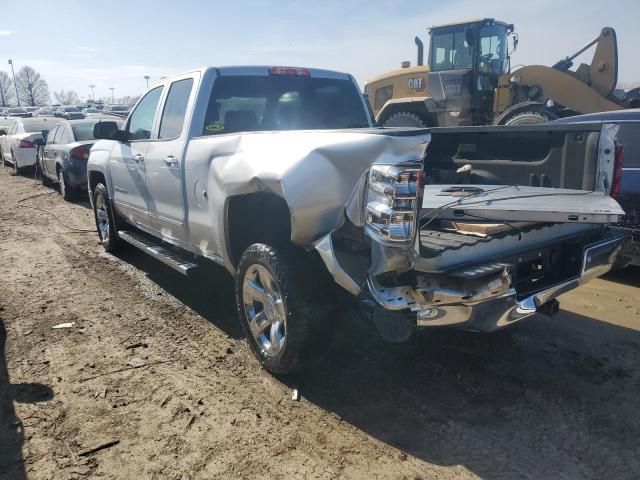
[87,66,625,374]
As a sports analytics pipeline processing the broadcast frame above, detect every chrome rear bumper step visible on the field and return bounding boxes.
[117,230,199,276]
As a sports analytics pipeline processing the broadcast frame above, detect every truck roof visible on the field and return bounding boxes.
[156,66,354,87]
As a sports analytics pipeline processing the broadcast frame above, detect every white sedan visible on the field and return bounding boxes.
[1,118,56,173]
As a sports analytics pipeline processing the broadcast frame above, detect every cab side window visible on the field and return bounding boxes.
[159,78,194,139]
[58,126,72,144]
[46,126,59,145]
[127,86,163,141]
[53,126,64,144]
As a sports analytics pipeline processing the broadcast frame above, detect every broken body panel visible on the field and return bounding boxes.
[323,124,625,334]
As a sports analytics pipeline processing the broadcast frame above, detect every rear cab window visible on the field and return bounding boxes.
[202,74,369,135]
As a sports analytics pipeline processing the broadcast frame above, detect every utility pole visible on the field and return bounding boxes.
[89,84,95,100]
[109,87,115,104]
[144,75,150,88]
[7,59,19,106]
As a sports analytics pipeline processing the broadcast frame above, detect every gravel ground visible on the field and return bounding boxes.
[1,165,639,480]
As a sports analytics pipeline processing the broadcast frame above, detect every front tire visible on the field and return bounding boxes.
[58,168,74,201]
[235,243,334,374]
[92,183,121,252]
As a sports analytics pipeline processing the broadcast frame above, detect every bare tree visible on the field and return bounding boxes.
[0,71,16,107]
[16,66,50,106]
[53,89,80,105]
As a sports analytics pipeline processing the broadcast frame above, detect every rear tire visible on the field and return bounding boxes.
[382,111,428,128]
[235,243,334,374]
[92,183,121,253]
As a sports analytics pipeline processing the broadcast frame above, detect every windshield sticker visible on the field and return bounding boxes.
[205,123,224,132]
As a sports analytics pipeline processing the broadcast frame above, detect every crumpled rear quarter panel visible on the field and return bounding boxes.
[183,129,430,269]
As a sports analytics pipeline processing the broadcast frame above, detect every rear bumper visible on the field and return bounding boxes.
[367,233,625,332]
[14,147,37,168]
[63,158,88,189]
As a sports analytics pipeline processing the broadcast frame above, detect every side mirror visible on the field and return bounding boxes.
[93,121,122,140]
[464,26,475,46]
[32,138,44,147]
[0,129,6,136]
[511,33,519,53]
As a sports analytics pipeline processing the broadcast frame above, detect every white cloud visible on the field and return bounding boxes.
[0,30,13,36]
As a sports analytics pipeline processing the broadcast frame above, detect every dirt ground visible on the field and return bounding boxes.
[0,165,639,480]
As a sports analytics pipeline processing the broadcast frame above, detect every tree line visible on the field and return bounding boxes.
[0,65,50,107]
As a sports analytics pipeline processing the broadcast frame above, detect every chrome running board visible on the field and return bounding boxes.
[118,230,198,276]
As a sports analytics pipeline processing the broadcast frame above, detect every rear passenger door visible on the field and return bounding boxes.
[42,125,58,178]
[144,75,197,243]
[109,86,163,228]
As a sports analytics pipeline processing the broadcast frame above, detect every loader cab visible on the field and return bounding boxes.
[427,18,513,124]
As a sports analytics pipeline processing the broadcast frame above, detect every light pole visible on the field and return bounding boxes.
[89,84,95,100]
[109,87,115,104]
[7,59,19,106]
[144,75,150,88]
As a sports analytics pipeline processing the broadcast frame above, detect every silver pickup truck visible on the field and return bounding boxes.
[87,66,626,374]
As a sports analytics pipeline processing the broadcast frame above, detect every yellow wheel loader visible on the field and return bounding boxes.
[365,19,640,127]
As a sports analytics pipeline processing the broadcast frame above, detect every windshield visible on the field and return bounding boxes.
[65,107,80,112]
[478,25,508,76]
[72,122,97,141]
[9,108,26,113]
[202,75,368,134]
[430,30,472,71]
[111,105,129,112]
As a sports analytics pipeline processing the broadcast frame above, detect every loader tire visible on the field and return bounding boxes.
[503,111,552,126]
[382,111,428,128]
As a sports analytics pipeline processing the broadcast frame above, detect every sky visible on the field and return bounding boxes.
[1,0,639,101]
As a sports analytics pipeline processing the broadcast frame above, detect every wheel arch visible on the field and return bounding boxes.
[494,101,558,125]
[226,192,293,268]
[376,97,436,126]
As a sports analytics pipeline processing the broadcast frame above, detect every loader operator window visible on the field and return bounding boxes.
[477,25,508,91]
[430,31,472,71]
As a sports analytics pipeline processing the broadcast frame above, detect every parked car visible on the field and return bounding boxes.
[40,118,122,200]
[35,106,55,117]
[551,109,640,266]
[102,104,129,116]
[87,65,625,374]
[25,106,39,115]
[54,106,85,120]
[1,117,55,173]
[82,107,101,116]
[7,107,31,117]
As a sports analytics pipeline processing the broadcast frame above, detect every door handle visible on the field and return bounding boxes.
[163,155,178,166]
[133,153,145,163]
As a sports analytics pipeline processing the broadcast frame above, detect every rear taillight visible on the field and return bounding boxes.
[611,144,624,199]
[365,163,423,242]
[70,146,90,160]
[18,139,34,148]
[269,66,310,76]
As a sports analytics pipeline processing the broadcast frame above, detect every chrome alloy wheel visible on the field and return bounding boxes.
[242,264,287,357]
[94,192,110,244]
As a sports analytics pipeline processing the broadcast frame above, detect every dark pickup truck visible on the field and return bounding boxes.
[552,109,640,266]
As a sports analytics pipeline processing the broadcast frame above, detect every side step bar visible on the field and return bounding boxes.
[118,230,199,276]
